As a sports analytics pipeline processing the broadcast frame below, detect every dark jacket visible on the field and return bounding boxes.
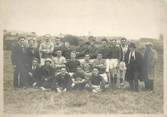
[56,73,72,89]
[66,60,80,72]
[26,47,40,65]
[125,50,144,81]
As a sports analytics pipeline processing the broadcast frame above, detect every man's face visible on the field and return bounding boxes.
[85,55,90,61]
[57,51,62,56]
[97,54,102,60]
[121,39,127,46]
[71,53,76,60]
[112,40,117,46]
[18,38,25,46]
[28,40,35,48]
[92,68,99,76]
[61,68,66,75]
[45,38,49,43]
[45,61,51,66]
[102,41,107,46]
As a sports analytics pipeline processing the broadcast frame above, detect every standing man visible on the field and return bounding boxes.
[119,38,129,87]
[125,43,143,91]
[143,42,157,90]
[108,39,121,88]
[11,36,29,88]
[39,34,54,65]
[27,37,40,66]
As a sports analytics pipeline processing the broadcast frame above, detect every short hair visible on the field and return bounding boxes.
[101,38,108,42]
[18,36,25,41]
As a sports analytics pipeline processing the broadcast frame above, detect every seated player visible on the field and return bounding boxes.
[55,68,72,93]
[66,52,80,76]
[40,58,55,90]
[52,50,66,73]
[72,67,88,90]
[27,58,41,88]
[88,68,105,93]
[81,54,93,77]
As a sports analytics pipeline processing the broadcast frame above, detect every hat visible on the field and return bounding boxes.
[146,42,153,46]
[129,42,136,48]
[45,58,52,63]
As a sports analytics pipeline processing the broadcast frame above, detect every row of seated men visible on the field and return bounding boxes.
[27,57,107,93]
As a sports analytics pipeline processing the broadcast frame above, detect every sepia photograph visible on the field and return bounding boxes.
[1,0,167,116]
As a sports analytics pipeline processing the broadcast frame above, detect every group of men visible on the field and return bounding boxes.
[11,34,157,93]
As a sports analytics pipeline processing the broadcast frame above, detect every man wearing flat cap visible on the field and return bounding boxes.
[125,42,144,91]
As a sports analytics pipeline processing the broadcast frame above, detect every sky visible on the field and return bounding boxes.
[0,0,167,39]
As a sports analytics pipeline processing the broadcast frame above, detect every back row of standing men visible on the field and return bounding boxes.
[11,34,157,92]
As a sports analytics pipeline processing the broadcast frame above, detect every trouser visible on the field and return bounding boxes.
[14,67,30,88]
[144,79,154,90]
[73,83,87,90]
[129,79,139,91]
[13,69,20,88]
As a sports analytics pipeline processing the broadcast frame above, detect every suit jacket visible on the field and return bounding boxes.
[125,50,144,81]
[40,65,55,81]
[26,47,40,66]
[26,64,41,83]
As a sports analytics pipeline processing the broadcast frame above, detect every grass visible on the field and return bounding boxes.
[3,47,164,114]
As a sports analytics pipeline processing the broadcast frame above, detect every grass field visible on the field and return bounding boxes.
[3,47,164,114]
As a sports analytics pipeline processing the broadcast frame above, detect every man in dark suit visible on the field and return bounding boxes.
[11,36,29,88]
[26,37,40,66]
[40,58,55,90]
[26,58,41,88]
[125,42,143,91]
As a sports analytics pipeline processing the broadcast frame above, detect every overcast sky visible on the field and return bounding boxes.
[1,0,166,39]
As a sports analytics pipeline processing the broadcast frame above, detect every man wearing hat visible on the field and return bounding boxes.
[143,42,157,90]
[11,36,29,88]
[39,34,54,65]
[40,58,55,90]
[125,42,143,91]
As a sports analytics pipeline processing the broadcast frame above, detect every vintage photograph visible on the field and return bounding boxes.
[2,0,166,115]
